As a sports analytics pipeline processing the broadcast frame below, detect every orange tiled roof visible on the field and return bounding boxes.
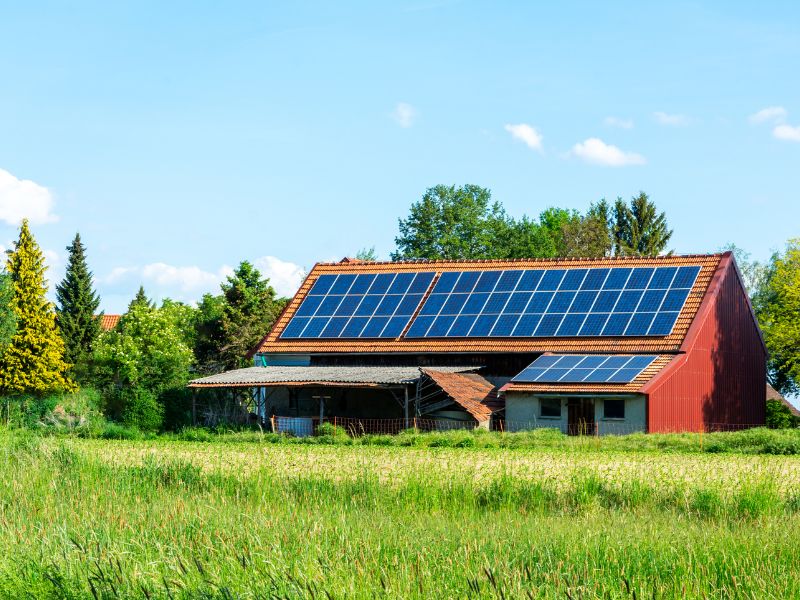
[422,369,501,422]
[500,354,675,394]
[99,314,121,331]
[256,254,724,355]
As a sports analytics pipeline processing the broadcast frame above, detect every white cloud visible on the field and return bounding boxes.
[653,111,689,126]
[773,124,800,142]
[141,263,225,292]
[0,168,58,226]
[504,123,544,152]
[391,102,417,128]
[604,116,634,129]
[749,106,787,124]
[253,256,306,297]
[101,256,305,301]
[569,137,646,167]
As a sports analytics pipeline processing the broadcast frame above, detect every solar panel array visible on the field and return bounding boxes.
[512,354,658,384]
[280,272,435,339]
[281,265,702,340]
[405,266,701,338]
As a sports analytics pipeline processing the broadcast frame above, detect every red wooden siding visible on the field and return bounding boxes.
[643,253,766,432]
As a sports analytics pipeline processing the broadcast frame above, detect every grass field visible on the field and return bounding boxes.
[1,430,799,598]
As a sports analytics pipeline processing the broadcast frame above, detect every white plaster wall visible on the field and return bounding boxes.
[505,394,647,434]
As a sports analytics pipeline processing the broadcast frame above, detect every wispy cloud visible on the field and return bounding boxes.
[570,138,646,167]
[0,168,59,226]
[604,116,634,129]
[391,102,417,128]
[749,106,787,124]
[773,124,800,142]
[653,111,689,126]
[504,123,544,152]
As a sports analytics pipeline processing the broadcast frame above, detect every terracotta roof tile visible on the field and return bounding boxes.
[256,254,723,355]
[422,369,500,422]
[501,355,675,394]
[99,314,121,331]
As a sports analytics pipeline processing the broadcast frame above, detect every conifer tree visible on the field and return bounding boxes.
[128,285,154,311]
[56,233,101,375]
[0,220,76,395]
[613,192,673,256]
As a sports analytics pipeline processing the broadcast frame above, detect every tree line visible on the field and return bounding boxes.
[0,185,797,432]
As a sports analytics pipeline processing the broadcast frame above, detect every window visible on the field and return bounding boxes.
[603,399,625,420]
[540,398,562,419]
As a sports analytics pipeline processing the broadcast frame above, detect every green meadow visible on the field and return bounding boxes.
[1,430,799,598]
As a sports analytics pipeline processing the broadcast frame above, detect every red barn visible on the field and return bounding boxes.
[189,252,766,434]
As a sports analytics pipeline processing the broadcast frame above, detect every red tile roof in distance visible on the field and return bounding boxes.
[99,314,121,331]
[255,254,725,355]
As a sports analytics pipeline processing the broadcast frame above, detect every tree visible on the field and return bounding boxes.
[754,239,800,396]
[0,220,76,395]
[193,293,226,373]
[613,192,673,256]
[392,185,510,260]
[0,271,15,350]
[766,398,799,429]
[55,233,101,379]
[355,247,378,261]
[218,261,287,369]
[128,285,153,311]
[94,304,194,396]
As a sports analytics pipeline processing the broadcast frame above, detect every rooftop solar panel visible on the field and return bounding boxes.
[406,265,701,339]
[512,354,658,384]
[281,271,435,339]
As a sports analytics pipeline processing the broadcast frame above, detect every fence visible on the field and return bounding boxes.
[270,415,766,438]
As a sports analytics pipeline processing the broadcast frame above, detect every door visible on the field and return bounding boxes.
[567,398,595,435]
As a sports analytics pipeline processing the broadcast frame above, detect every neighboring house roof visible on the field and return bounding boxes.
[422,369,501,422]
[188,365,478,388]
[99,314,121,331]
[501,354,674,395]
[255,254,723,355]
[768,383,800,417]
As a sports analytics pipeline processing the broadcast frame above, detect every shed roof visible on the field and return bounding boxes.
[422,369,501,422]
[188,365,477,388]
[255,253,724,356]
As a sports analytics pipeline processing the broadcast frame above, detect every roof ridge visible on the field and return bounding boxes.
[314,253,726,267]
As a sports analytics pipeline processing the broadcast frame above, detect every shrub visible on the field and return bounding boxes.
[766,398,800,429]
[121,388,164,432]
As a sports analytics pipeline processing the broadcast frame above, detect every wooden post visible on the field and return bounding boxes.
[404,386,409,429]
[191,388,197,426]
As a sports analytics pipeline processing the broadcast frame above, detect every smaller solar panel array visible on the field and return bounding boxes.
[280,272,435,339]
[513,354,658,384]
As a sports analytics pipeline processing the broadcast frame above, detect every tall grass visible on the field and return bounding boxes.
[1,431,798,598]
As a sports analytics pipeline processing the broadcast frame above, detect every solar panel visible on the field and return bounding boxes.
[281,272,435,339]
[512,355,658,384]
[405,265,701,338]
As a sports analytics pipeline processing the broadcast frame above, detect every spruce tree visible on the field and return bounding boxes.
[56,233,101,376]
[613,192,673,256]
[0,220,76,395]
[128,285,154,311]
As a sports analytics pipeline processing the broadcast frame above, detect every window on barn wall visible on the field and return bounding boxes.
[603,399,625,420]
[540,398,561,418]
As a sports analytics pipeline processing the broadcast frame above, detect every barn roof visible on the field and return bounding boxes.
[421,369,501,421]
[254,253,724,355]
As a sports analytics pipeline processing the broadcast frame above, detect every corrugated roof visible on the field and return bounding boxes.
[422,369,501,422]
[188,365,478,388]
[99,314,121,331]
[501,355,675,394]
[255,254,724,355]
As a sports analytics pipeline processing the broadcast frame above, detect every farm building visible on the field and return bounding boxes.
[188,252,766,434]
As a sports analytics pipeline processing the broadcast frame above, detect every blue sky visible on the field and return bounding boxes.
[1,1,798,313]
